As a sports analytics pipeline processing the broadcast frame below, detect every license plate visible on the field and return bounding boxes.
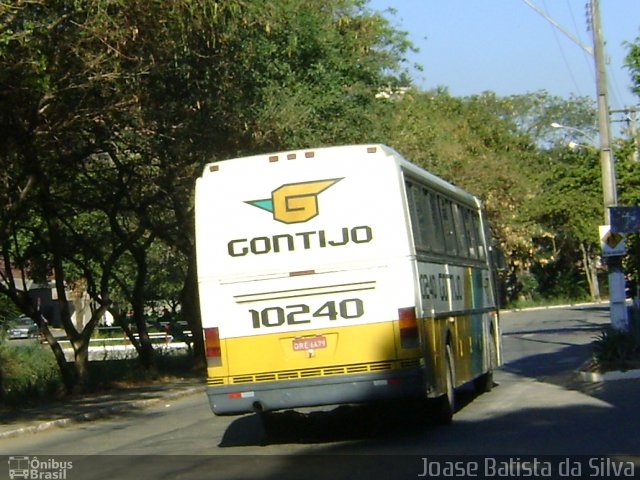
[292,335,327,351]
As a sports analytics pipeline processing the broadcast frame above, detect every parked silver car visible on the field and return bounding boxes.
[8,316,39,339]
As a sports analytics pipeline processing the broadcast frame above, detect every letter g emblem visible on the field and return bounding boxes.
[246,178,342,224]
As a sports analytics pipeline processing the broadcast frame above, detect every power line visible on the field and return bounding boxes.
[521,0,593,55]
[542,0,583,96]
[567,0,594,76]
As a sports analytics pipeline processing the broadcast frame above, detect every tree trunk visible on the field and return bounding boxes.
[72,337,91,392]
[134,316,156,370]
[580,242,601,302]
[39,321,77,392]
[181,251,205,371]
[0,269,78,391]
[51,265,91,391]
[128,243,156,370]
[43,209,93,392]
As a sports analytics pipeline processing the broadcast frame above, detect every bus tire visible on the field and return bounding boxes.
[474,333,496,393]
[431,344,455,425]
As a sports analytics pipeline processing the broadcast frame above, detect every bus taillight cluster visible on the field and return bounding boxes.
[204,327,222,367]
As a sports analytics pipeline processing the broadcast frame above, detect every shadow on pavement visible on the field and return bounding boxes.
[501,342,594,382]
[71,391,640,480]
[0,380,202,436]
[219,386,481,448]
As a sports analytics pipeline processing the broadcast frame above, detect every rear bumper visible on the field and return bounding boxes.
[207,367,424,415]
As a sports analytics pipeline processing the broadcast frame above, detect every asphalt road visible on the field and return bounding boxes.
[3,304,640,479]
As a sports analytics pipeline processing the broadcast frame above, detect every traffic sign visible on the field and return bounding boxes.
[610,206,640,234]
[599,225,626,257]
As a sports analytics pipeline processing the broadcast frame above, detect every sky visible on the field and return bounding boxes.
[368,0,640,119]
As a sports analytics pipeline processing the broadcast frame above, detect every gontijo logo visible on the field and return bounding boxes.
[245,178,343,224]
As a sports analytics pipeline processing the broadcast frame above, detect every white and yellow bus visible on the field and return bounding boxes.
[195,144,501,424]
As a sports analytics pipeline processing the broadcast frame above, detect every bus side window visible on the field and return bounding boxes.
[416,188,433,251]
[452,203,469,258]
[439,197,458,256]
[427,191,445,253]
[471,215,486,260]
[407,183,427,251]
[463,208,479,259]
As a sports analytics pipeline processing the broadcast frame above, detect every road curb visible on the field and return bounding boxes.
[0,386,204,440]
[501,301,607,314]
[575,355,640,383]
[577,366,640,383]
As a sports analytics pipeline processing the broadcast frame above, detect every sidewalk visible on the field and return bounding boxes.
[0,378,205,439]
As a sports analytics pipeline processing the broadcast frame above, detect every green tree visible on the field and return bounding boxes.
[527,146,603,301]
[625,33,640,98]
[623,34,640,297]
[0,0,414,389]
[0,0,167,388]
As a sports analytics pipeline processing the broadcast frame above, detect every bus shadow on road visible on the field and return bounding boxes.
[502,340,595,383]
[218,387,483,447]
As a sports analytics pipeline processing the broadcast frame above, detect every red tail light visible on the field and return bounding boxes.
[204,327,222,367]
[398,307,419,349]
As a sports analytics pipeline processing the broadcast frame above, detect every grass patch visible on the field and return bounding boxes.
[505,296,593,310]
[85,353,199,390]
[0,341,201,409]
[0,341,64,406]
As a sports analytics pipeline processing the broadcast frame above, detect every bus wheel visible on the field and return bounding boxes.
[474,333,496,393]
[431,344,455,425]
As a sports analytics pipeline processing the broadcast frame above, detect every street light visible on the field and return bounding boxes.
[550,122,595,141]
[550,123,597,150]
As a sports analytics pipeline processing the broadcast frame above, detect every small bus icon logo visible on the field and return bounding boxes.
[8,456,30,479]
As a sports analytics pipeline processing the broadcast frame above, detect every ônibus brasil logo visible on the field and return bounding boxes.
[245,178,343,224]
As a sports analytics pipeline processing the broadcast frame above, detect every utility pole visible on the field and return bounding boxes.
[591,0,628,330]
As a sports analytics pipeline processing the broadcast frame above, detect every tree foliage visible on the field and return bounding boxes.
[623,34,640,297]
[0,0,414,390]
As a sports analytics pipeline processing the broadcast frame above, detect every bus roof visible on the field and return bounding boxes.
[202,144,481,209]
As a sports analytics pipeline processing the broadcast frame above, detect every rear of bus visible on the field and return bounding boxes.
[195,144,424,415]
